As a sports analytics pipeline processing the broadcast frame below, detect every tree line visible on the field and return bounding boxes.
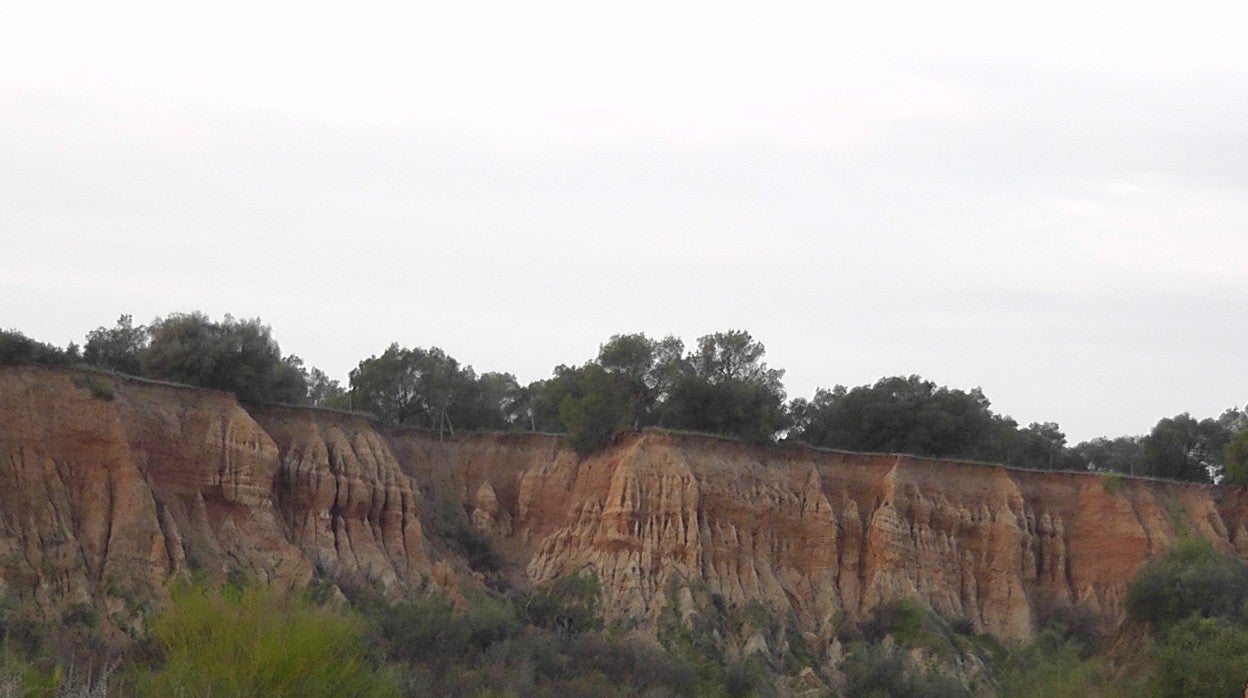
[3,314,1246,485]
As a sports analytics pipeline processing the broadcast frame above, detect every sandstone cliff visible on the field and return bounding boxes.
[3,365,1246,647]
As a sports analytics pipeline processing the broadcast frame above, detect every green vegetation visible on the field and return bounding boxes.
[536,330,789,452]
[122,581,400,696]
[346,343,523,433]
[996,627,1122,698]
[359,574,709,697]
[83,314,148,375]
[0,329,76,367]
[4,315,1247,480]
[1150,615,1248,698]
[1101,471,1125,494]
[7,544,1248,695]
[72,371,116,401]
[840,641,966,698]
[1223,429,1248,487]
[1125,538,1248,631]
[142,312,308,404]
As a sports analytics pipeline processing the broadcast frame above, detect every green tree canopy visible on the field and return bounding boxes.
[347,344,520,432]
[1139,413,1229,483]
[0,329,75,367]
[596,333,685,429]
[1223,429,1248,487]
[558,364,635,453]
[660,330,788,444]
[791,375,1017,461]
[305,366,346,407]
[83,314,148,375]
[1069,436,1144,475]
[142,312,307,404]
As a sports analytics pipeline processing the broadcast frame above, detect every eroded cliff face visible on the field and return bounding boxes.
[394,428,1248,644]
[3,366,1247,647]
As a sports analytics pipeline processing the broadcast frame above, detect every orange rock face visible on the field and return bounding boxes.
[398,434,1248,643]
[3,366,1248,646]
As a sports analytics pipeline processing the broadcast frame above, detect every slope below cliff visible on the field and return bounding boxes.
[2,365,1246,648]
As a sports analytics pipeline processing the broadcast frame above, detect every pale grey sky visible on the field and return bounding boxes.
[3,1,1247,442]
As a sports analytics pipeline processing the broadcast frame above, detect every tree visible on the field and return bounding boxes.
[1223,430,1248,487]
[1070,436,1144,475]
[559,365,634,453]
[1150,616,1248,698]
[457,371,523,431]
[305,366,345,407]
[1140,413,1227,483]
[0,330,74,367]
[347,344,516,432]
[687,330,775,386]
[1010,422,1069,470]
[660,331,787,443]
[596,333,685,428]
[349,344,458,430]
[793,376,1015,460]
[141,312,307,404]
[83,314,148,374]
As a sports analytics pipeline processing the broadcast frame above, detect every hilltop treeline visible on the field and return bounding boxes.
[3,314,1246,484]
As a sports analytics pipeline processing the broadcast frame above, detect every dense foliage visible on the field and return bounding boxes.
[1120,539,1248,697]
[791,376,1013,460]
[142,313,308,404]
[4,315,1245,477]
[123,582,400,696]
[83,314,148,375]
[0,329,76,367]
[1224,429,1248,487]
[1125,538,1248,630]
[346,343,522,433]
[533,330,788,452]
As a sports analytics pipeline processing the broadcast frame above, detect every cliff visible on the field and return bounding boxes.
[3,365,1246,647]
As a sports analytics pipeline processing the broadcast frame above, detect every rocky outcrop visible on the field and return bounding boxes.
[249,405,428,594]
[3,365,1247,647]
[0,368,313,641]
[406,433,1248,643]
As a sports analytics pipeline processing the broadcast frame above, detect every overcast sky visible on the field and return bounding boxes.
[3,1,1246,442]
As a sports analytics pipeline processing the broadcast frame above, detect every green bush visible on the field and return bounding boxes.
[126,581,400,697]
[1125,538,1248,630]
[1150,615,1248,698]
[863,599,926,645]
[424,494,501,574]
[997,627,1121,698]
[1101,472,1125,495]
[516,572,602,634]
[71,372,115,401]
[373,595,470,663]
[840,641,965,698]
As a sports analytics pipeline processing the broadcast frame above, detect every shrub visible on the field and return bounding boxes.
[72,372,115,401]
[373,595,470,663]
[840,641,965,698]
[127,581,399,696]
[1150,615,1248,698]
[863,598,927,645]
[516,572,602,634]
[1125,538,1248,630]
[998,629,1115,698]
[1101,472,1125,495]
